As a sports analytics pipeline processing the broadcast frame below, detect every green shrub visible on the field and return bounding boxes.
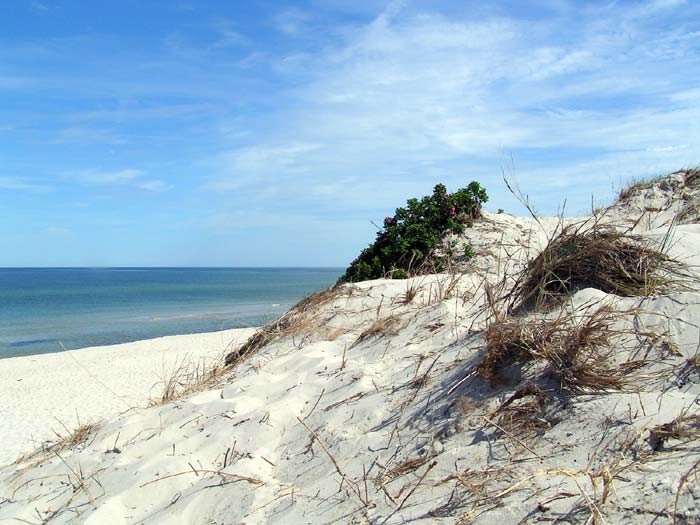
[341,182,488,282]
[464,244,476,260]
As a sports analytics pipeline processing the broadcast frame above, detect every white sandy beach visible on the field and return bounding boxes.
[0,327,256,466]
[0,170,699,524]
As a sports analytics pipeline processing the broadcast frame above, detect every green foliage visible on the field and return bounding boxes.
[464,244,476,260]
[342,182,488,282]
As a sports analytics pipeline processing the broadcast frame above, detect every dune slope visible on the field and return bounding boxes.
[1,170,699,524]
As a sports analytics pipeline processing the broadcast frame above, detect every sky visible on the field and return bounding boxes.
[1,0,698,267]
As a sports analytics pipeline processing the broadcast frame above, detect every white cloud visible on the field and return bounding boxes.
[136,180,169,192]
[71,169,144,185]
[46,225,73,238]
[639,0,687,15]
[205,2,700,215]
[272,8,313,37]
[69,169,169,192]
[207,143,322,191]
[50,127,126,145]
[0,176,53,192]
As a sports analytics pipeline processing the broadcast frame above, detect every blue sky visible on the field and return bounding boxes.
[1,0,698,266]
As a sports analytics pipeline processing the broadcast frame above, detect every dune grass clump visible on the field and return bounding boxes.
[509,224,678,312]
[491,384,557,438]
[13,421,99,472]
[617,174,667,202]
[477,319,544,382]
[649,414,700,452]
[478,307,646,393]
[225,286,340,365]
[341,182,488,283]
[617,167,700,203]
[151,354,231,405]
[354,315,401,345]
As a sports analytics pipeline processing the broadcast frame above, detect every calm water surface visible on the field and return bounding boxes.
[0,268,342,358]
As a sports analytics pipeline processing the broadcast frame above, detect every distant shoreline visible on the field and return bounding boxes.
[0,323,262,361]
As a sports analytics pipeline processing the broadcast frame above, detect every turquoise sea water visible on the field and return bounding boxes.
[0,268,342,358]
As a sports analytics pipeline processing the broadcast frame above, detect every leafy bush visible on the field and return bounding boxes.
[341,182,488,282]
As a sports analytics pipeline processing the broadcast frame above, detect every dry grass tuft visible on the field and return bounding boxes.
[683,167,700,187]
[355,315,401,345]
[225,286,341,365]
[478,306,647,393]
[151,353,231,405]
[14,421,99,470]
[381,456,433,483]
[478,318,542,382]
[50,422,98,456]
[617,174,666,202]
[649,414,700,452]
[401,281,420,305]
[509,223,681,312]
[491,384,556,437]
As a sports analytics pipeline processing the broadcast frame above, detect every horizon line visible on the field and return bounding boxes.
[0,266,346,270]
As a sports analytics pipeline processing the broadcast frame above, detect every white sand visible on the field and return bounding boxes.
[1,170,699,524]
[0,328,256,466]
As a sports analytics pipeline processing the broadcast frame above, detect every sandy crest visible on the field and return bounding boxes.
[0,327,256,466]
[1,170,699,524]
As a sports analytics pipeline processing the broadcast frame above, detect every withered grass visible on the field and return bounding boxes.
[649,414,700,452]
[508,224,682,313]
[354,315,401,345]
[226,286,341,365]
[478,306,648,393]
[13,421,99,471]
[150,354,230,406]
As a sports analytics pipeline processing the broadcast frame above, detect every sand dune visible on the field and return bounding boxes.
[1,170,699,524]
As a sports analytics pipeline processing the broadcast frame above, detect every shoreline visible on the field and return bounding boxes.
[0,326,257,466]
[0,324,262,361]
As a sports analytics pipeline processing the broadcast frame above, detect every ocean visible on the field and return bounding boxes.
[0,267,342,359]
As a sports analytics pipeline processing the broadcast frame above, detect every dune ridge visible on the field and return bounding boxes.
[1,170,699,524]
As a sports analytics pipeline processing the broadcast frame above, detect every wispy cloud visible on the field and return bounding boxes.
[205,1,700,214]
[46,225,74,238]
[0,176,53,192]
[49,126,126,145]
[272,8,313,36]
[68,169,169,191]
[71,169,144,184]
[30,2,49,12]
[2,0,699,265]
[210,19,250,49]
[136,180,170,192]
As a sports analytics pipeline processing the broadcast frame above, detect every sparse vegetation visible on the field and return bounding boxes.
[341,182,488,282]
[354,315,401,345]
[478,306,648,393]
[617,174,666,202]
[13,421,99,471]
[226,286,341,364]
[463,244,475,260]
[649,414,700,452]
[508,223,681,312]
[151,353,230,405]
[490,384,559,440]
[400,281,419,304]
